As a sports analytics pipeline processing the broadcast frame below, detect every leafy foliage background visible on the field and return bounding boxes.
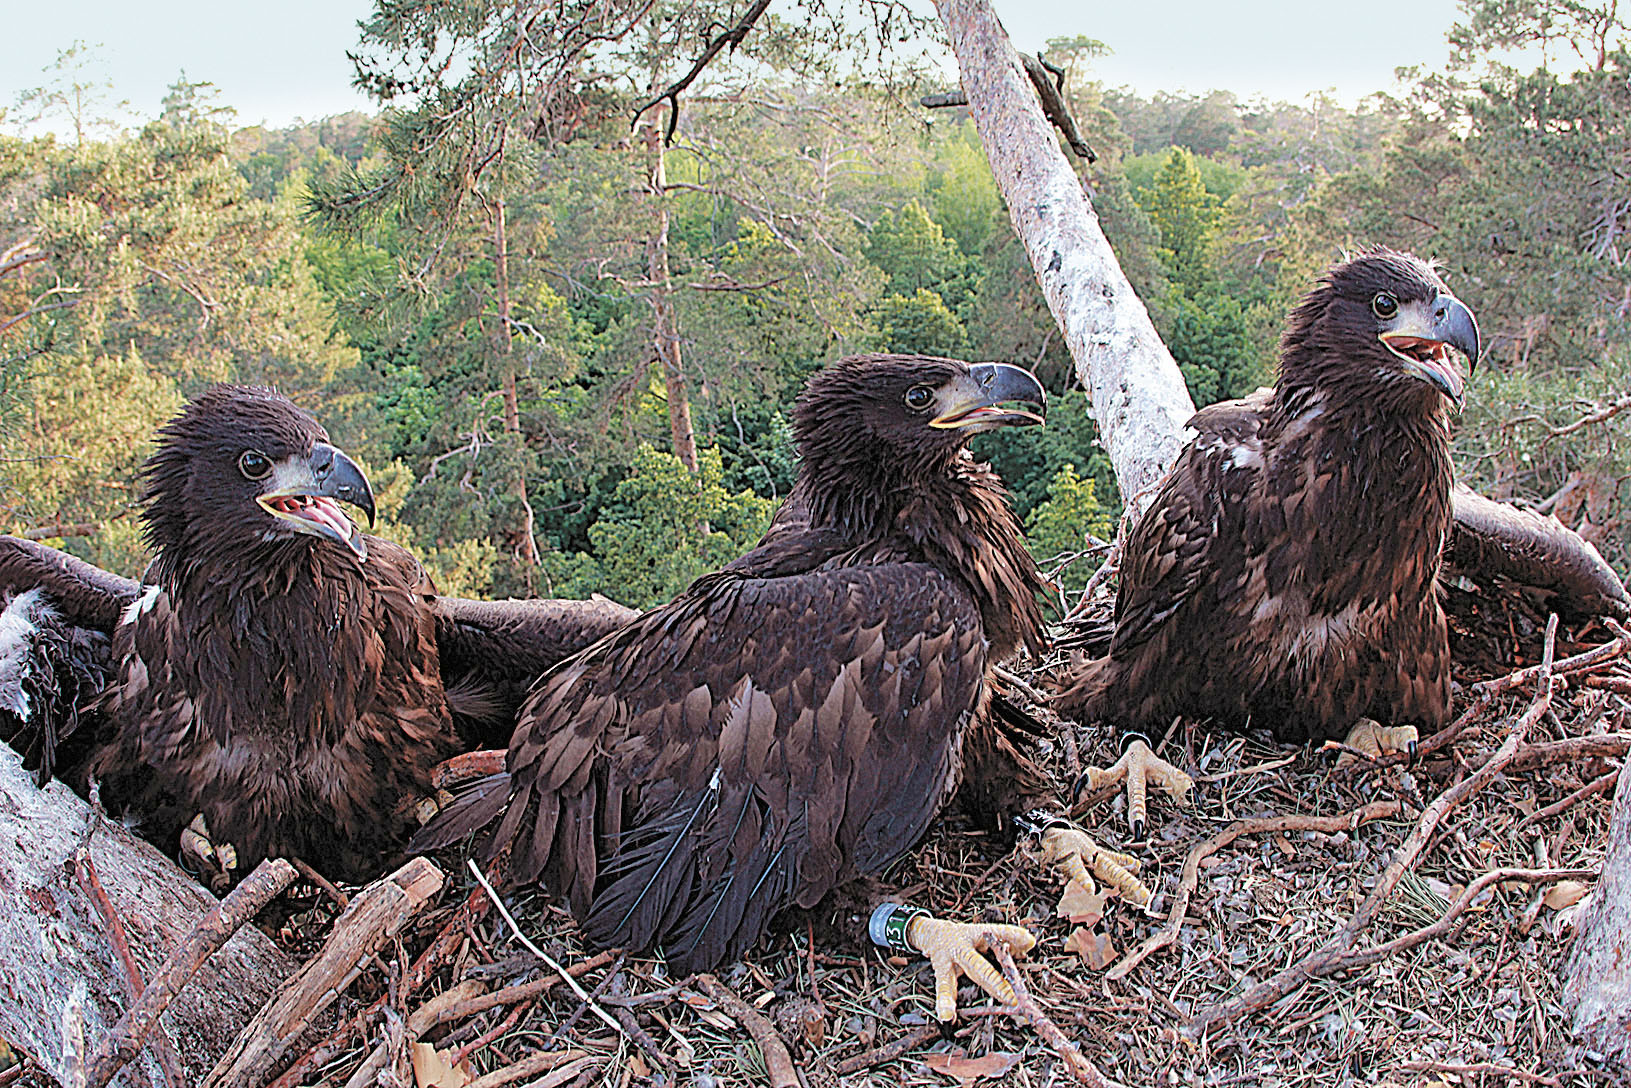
[2,0,1626,607]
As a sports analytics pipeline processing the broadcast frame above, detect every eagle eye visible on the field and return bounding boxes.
[238,450,273,480]
[903,385,936,412]
[1371,292,1399,319]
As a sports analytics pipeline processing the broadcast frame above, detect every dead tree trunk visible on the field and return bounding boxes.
[0,751,295,1088]
[932,0,1193,507]
[492,186,540,570]
[640,93,700,475]
[1563,758,1631,1066]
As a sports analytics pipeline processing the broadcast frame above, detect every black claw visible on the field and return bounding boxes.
[1406,739,1419,767]
[1131,819,1146,842]
[937,1016,959,1041]
[1120,730,1152,756]
[1069,771,1091,803]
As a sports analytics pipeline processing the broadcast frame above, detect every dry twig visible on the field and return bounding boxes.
[832,1025,943,1075]
[464,1051,591,1088]
[986,935,1123,1088]
[74,848,187,1088]
[1401,1059,1562,1084]
[443,950,617,1025]
[1109,801,1402,981]
[1499,733,1631,773]
[85,858,297,1088]
[1186,616,1562,1038]
[1322,866,1596,976]
[466,860,628,1041]
[1516,769,1622,830]
[289,856,350,911]
[695,974,801,1088]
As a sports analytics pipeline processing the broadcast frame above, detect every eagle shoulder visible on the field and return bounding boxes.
[1111,391,1273,655]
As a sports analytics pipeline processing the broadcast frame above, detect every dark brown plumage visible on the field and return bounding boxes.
[0,386,635,883]
[418,354,1052,973]
[1054,249,1480,746]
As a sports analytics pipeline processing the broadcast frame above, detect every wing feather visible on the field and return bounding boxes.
[428,557,985,973]
[432,594,637,745]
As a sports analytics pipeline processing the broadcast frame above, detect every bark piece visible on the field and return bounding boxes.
[1563,759,1631,1065]
[0,752,294,1088]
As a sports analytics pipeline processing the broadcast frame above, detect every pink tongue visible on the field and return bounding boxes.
[305,496,354,538]
[1424,355,1464,402]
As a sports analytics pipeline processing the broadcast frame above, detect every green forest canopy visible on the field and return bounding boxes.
[1,0,1627,611]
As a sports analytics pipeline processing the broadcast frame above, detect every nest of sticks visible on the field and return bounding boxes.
[43,578,1631,1088]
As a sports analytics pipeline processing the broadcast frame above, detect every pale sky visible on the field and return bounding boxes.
[4,0,1465,133]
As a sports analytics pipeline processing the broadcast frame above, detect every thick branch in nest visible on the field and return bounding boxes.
[88,859,299,1088]
[0,751,295,1088]
[203,858,444,1088]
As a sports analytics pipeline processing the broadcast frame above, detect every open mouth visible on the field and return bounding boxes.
[932,403,1047,429]
[258,493,367,558]
[1381,333,1465,406]
[1382,335,1449,365]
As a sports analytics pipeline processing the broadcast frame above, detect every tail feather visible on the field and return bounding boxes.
[408,772,511,853]
[589,780,800,976]
[583,775,721,955]
[676,834,796,973]
[663,788,789,973]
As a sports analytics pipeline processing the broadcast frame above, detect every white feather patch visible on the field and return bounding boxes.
[120,584,161,627]
[0,588,50,720]
[1229,445,1264,470]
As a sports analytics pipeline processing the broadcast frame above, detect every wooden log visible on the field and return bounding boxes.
[1562,759,1631,1066]
[202,856,446,1088]
[0,750,294,1088]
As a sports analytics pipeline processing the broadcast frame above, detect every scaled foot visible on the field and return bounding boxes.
[1334,718,1418,767]
[1037,823,1152,911]
[909,915,1037,1024]
[1076,737,1193,840]
[179,813,238,894]
[871,904,1036,1024]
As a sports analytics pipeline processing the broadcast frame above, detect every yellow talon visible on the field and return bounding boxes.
[1082,739,1193,839]
[905,915,1037,1023]
[180,813,238,893]
[1336,718,1419,766]
[1040,826,1152,910]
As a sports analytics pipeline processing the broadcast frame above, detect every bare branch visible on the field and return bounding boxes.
[629,0,773,143]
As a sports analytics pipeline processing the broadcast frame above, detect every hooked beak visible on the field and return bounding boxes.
[1380,294,1480,409]
[928,362,1048,432]
[255,443,375,560]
